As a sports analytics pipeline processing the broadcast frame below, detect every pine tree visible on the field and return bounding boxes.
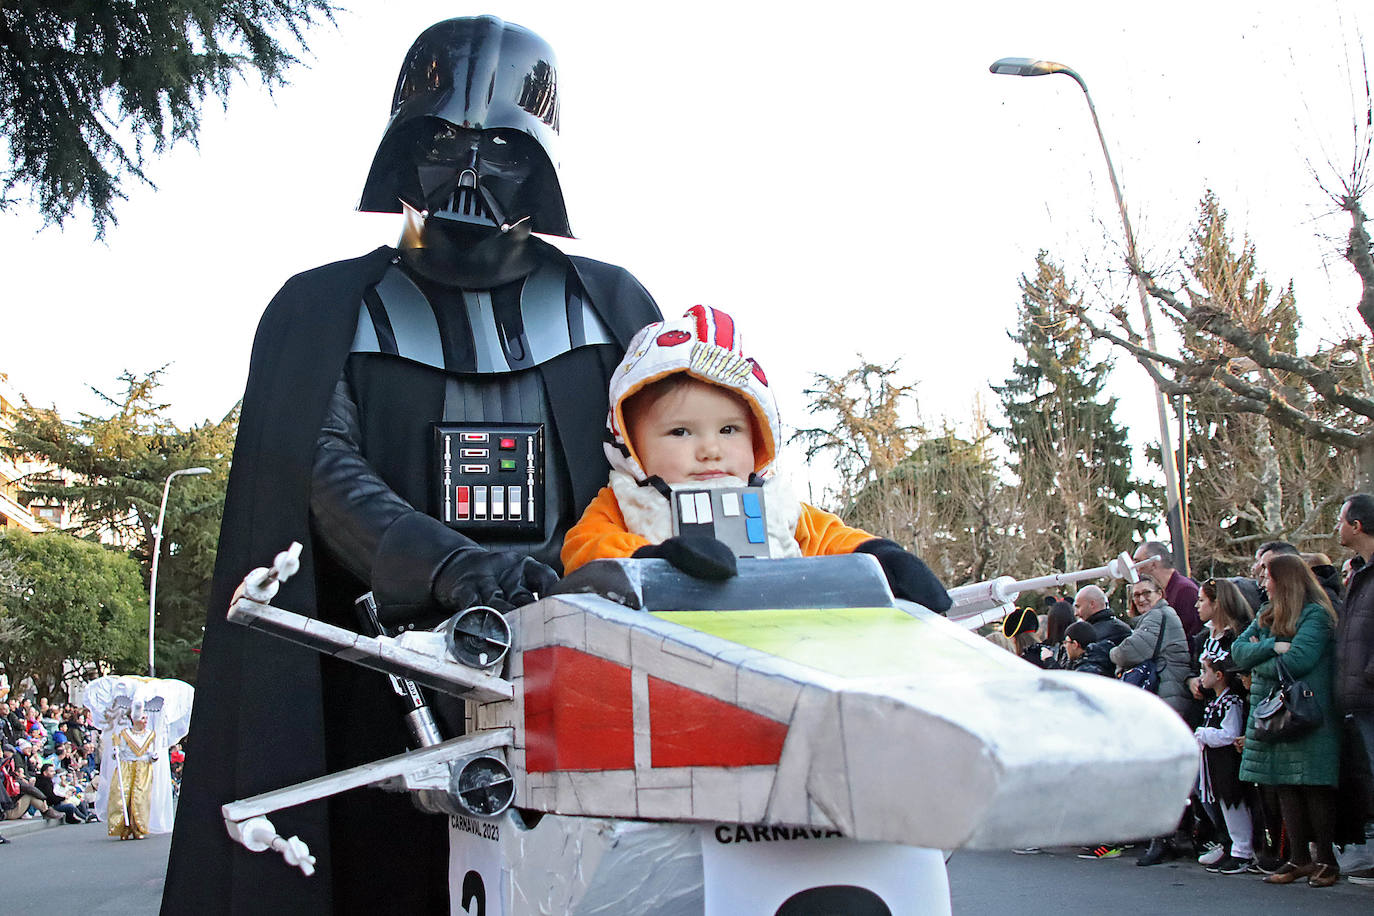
[1,369,235,681]
[0,0,336,235]
[993,252,1153,571]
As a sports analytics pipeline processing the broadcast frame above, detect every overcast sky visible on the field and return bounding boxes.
[2,1,1368,504]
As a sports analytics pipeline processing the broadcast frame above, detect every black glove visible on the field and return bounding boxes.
[633,536,738,580]
[855,538,952,613]
[490,553,560,608]
[432,546,505,612]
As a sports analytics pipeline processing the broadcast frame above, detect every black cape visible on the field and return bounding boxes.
[162,246,659,915]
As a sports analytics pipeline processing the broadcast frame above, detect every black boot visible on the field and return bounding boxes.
[1136,837,1175,866]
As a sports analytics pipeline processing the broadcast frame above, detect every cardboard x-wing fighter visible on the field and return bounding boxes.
[219,545,1196,912]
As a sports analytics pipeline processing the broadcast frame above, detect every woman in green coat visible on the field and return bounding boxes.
[1231,553,1342,888]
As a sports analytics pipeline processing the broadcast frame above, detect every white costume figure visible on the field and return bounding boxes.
[84,675,138,823]
[82,675,194,837]
[110,700,159,838]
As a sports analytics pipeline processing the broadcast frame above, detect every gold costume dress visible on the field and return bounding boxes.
[108,724,156,839]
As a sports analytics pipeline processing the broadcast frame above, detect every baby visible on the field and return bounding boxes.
[561,305,950,611]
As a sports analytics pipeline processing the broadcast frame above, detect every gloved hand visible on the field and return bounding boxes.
[432,546,505,612]
[855,538,952,613]
[633,536,738,580]
[490,553,560,607]
[435,549,560,612]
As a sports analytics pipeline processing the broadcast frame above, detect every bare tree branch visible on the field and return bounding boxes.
[1075,300,1368,449]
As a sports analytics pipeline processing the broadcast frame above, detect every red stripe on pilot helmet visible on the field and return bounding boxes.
[711,308,735,350]
[687,304,710,344]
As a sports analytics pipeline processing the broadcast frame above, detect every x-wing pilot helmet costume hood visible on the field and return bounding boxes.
[358,15,572,238]
[605,305,781,484]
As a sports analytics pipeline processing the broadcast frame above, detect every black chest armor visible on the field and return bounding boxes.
[342,256,616,568]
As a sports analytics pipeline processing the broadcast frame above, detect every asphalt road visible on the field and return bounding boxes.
[3,822,1373,914]
[0,820,169,915]
[948,846,1374,915]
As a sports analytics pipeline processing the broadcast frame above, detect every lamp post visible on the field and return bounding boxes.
[149,467,211,676]
[989,57,1189,575]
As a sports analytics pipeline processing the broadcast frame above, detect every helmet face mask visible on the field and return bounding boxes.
[404,122,541,229]
[360,17,573,237]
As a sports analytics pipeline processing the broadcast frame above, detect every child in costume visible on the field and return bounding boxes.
[1193,656,1254,874]
[561,306,951,612]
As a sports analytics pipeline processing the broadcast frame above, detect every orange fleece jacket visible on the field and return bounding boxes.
[561,485,875,574]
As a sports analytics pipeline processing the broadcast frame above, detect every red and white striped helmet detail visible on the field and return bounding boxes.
[605,306,780,482]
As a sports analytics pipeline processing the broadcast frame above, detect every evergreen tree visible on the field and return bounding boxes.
[993,252,1153,571]
[0,0,336,234]
[1,369,234,681]
[860,420,1015,586]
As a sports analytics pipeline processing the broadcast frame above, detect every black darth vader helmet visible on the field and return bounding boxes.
[358,16,572,237]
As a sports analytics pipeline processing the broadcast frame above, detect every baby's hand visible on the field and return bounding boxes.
[633,536,736,580]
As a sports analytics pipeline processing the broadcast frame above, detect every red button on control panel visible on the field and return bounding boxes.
[456,486,471,520]
[499,437,517,450]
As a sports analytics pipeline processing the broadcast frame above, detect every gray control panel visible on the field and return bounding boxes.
[670,486,771,558]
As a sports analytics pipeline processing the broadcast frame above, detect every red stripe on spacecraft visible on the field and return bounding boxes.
[523,646,635,772]
[648,676,788,768]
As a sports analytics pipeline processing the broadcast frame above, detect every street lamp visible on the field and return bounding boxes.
[989,57,1190,575]
[149,467,211,676]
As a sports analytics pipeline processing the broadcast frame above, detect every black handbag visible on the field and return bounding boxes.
[1119,608,1169,693]
[1252,656,1323,742]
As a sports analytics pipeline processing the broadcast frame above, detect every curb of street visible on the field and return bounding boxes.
[0,815,71,840]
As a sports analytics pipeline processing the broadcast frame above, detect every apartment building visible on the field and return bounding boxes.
[0,372,74,532]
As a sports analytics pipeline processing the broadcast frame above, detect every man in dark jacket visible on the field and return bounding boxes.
[59,705,86,748]
[1064,621,1114,676]
[1335,494,1374,887]
[1134,541,1202,638]
[33,763,91,824]
[1073,585,1131,646]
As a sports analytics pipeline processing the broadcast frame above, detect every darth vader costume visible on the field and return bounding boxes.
[162,18,660,914]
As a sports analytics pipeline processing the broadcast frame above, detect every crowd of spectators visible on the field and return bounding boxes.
[991,498,1374,890]
[0,697,102,842]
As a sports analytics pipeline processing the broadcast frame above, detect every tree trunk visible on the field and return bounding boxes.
[1358,439,1374,496]
[1062,509,1083,572]
[1256,418,1283,534]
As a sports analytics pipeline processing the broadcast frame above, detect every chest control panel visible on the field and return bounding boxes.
[670,486,771,558]
[433,423,543,538]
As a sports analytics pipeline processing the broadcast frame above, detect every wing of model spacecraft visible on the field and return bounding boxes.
[944,551,1144,630]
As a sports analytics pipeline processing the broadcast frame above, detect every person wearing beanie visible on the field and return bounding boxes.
[1064,620,1114,676]
[561,306,951,612]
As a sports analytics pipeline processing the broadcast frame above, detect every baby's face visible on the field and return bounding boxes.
[630,380,756,485]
